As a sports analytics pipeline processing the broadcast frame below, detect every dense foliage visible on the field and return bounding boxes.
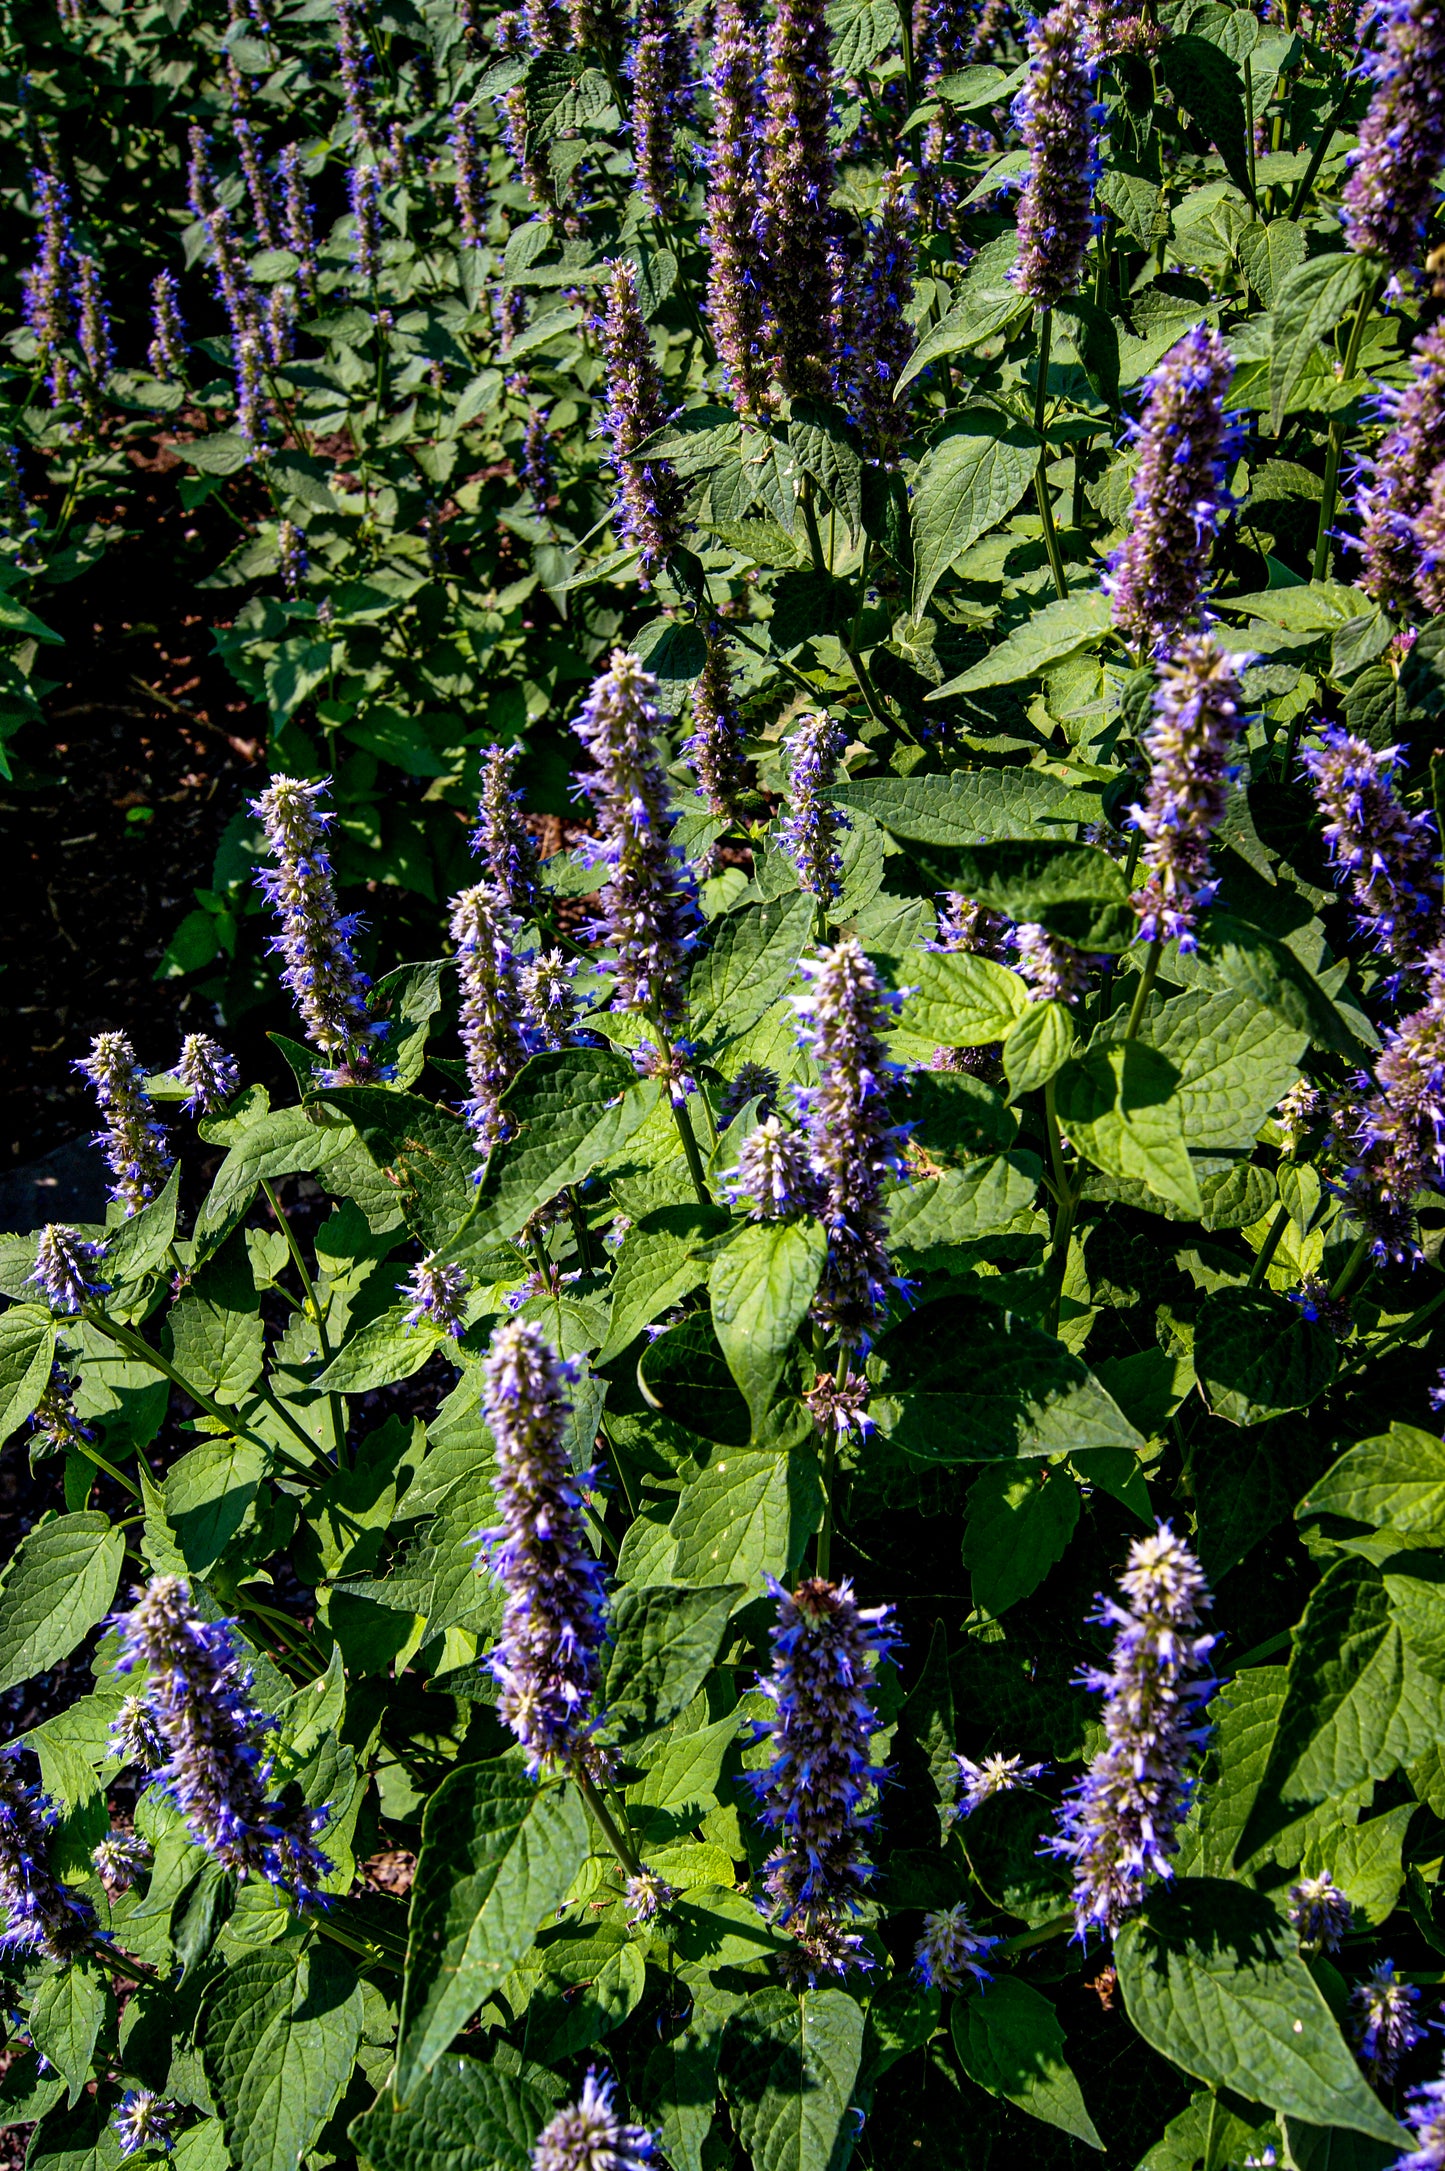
[5,0,1445,2164]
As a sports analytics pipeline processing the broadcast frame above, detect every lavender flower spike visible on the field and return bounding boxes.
[1106,325,1238,657]
[450,884,532,1167]
[110,1576,331,1901]
[252,774,382,1084]
[1351,1959,1422,2085]
[402,1257,471,1337]
[1341,942,1445,1260]
[29,1224,108,1315]
[684,624,750,821]
[631,0,685,216]
[1299,728,1440,975]
[519,950,580,1050]
[349,162,382,286]
[113,2091,175,2159]
[532,2073,658,2171]
[1399,2060,1445,2171]
[1010,0,1099,309]
[1009,923,1092,1005]
[1356,322,1445,612]
[756,0,836,399]
[913,1902,1000,1991]
[749,1576,898,1956]
[148,271,187,383]
[599,260,686,578]
[845,166,918,466]
[77,1030,173,1215]
[730,1114,819,1219]
[780,710,850,902]
[1047,1522,1217,1937]
[471,741,539,919]
[23,170,74,407]
[277,146,318,305]
[0,1747,96,1963]
[477,1319,608,1772]
[75,255,114,388]
[1288,1871,1353,1953]
[793,939,909,1351]
[1130,636,1244,951]
[177,1032,239,1116]
[703,0,769,414]
[572,650,701,1026]
[1342,0,1445,280]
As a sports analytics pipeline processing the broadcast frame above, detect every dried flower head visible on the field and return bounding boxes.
[631,0,686,215]
[720,1063,780,1123]
[148,270,187,382]
[803,1366,873,1439]
[684,625,750,821]
[756,0,836,400]
[704,0,769,413]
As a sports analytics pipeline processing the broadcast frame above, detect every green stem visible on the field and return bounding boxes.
[1312,275,1381,580]
[1346,1282,1445,1373]
[81,1306,324,1483]
[89,1939,156,1985]
[1032,307,1068,602]
[1328,1228,1372,1303]
[648,1013,712,1205]
[996,1911,1073,1957]
[840,638,893,733]
[583,1495,621,1560]
[70,1435,142,1499]
[1287,91,1348,218]
[576,1768,643,1877]
[1124,936,1164,1040]
[1248,1202,1290,1289]
[262,1176,346,1463]
[1043,1078,1076,1337]
[315,1916,403,1972]
[814,1345,850,1580]
[1243,56,1258,208]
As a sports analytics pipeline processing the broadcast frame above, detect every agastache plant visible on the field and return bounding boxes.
[780,709,850,903]
[252,775,383,1084]
[843,166,918,464]
[0,1748,96,1962]
[24,170,74,406]
[471,741,540,918]
[450,882,532,1165]
[476,1319,608,1772]
[277,145,319,303]
[1350,1960,1423,2084]
[29,1224,108,1315]
[77,1030,173,1214]
[532,2075,659,2171]
[631,0,685,215]
[176,1032,239,1115]
[1356,321,1445,612]
[1106,325,1238,657]
[110,1577,331,1901]
[598,260,685,578]
[1399,2060,1445,2171]
[1010,0,1098,309]
[1048,1523,1217,1936]
[913,1903,999,1990]
[749,1576,898,1976]
[756,0,836,399]
[1289,1872,1354,1953]
[148,270,187,380]
[1130,636,1244,951]
[572,650,700,1025]
[1299,728,1440,977]
[1341,944,1445,1259]
[402,1256,472,1336]
[684,624,750,821]
[704,0,769,413]
[1342,0,1445,279]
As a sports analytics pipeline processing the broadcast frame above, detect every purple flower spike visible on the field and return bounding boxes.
[402,1257,471,1337]
[572,650,701,1026]
[252,774,383,1084]
[780,710,850,902]
[0,1748,96,1963]
[757,0,836,400]
[1130,636,1244,951]
[1356,323,1445,612]
[704,0,769,414]
[29,1225,108,1315]
[631,0,686,215]
[177,1032,240,1116]
[1299,728,1440,976]
[951,1751,1048,1821]
[1010,0,1099,309]
[110,1576,331,1902]
[519,950,580,1050]
[1343,0,1445,280]
[750,1575,899,1964]
[1106,325,1238,657]
[842,166,918,465]
[1046,1522,1217,1937]
[1351,1959,1423,2084]
[1009,923,1091,1004]
[334,0,374,143]
[1399,2059,1445,2170]
[349,162,382,285]
[450,884,532,1168]
[1341,944,1445,1260]
[277,146,318,305]
[684,623,750,821]
[913,1902,1000,1991]
[730,1115,820,1219]
[471,742,539,920]
[148,271,187,382]
[113,2092,175,2159]
[477,1319,608,1773]
[793,939,909,1351]
[532,2074,658,2171]
[1417,462,1445,616]
[77,1030,173,1215]
[75,255,113,388]
[231,111,277,249]
[1288,1872,1353,1954]
[23,170,75,407]
[599,260,686,578]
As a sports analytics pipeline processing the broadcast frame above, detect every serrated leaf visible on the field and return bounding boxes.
[1115,1880,1402,2145]
[163,1437,266,1575]
[669,1445,820,1587]
[1300,1424,1445,1543]
[646,1981,744,2171]
[25,2094,119,2171]
[30,1966,107,2106]
[104,1167,181,1286]
[928,592,1111,697]
[317,1304,446,1391]
[1158,37,1252,200]
[527,1928,647,2060]
[201,1941,363,2171]
[603,1583,742,1736]
[468,1050,660,1244]
[724,1987,866,2171]
[1268,255,1372,432]
[195,1108,353,1251]
[709,1218,827,1426]
[897,947,1030,1048]
[1004,1001,1075,1100]
[689,893,815,1048]
[599,1203,730,1364]
[787,400,864,536]
[963,1464,1081,1617]
[1137,987,1309,1150]
[886,1153,1041,1252]
[931,841,1133,950]
[951,1979,1101,2148]
[910,412,1038,614]
[832,766,1098,847]
[0,1512,124,1694]
[396,1758,589,2100]
[0,1302,56,1446]
[319,1087,475,1250]
[349,2055,547,2171]
[167,1288,265,1404]
[1055,1043,1201,1214]
[1195,1288,1336,1424]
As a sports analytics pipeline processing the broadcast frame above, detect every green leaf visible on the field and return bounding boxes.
[396,1757,589,2100]
[1115,1880,1402,2145]
[598,1203,730,1365]
[832,767,1099,847]
[0,1512,124,1694]
[640,1313,755,1446]
[951,1980,1101,2149]
[872,1296,1144,1463]
[26,2094,120,2171]
[371,958,447,1089]
[670,1445,821,1587]
[689,893,815,1048]
[163,1437,266,1575]
[1003,1001,1074,1100]
[194,1108,354,1251]
[896,234,1027,395]
[826,0,900,72]
[470,1050,660,1243]
[910,412,1038,615]
[787,399,865,536]
[1158,37,1253,200]
[897,948,1030,1049]
[1280,2120,1399,2171]
[927,592,1111,698]
[646,1982,744,2171]
[200,1940,364,2171]
[349,2056,547,2171]
[724,1987,866,2171]
[317,1305,447,1391]
[1054,1043,1201,1215]
[1268,256,1373,432]
[181,432,250,475]
[104,1167,181,1286]
[1300,1424,1445,1543]
[603,1583,742,1737]
[963,1465,1081,1617]
[526,1925,647,2060]
[709,1219,827,1427]
[1195,1288,1336,1425]
[1136,986,1310,1151]
[319,1088,475,1250]
[30,1966,107,2106]
[926,841,1133,951]
[0,1302,56,1446]
[1198,915,1373,1061]
[886,1154,1041,1253]
[167,1289,265,1404]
